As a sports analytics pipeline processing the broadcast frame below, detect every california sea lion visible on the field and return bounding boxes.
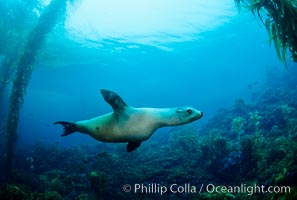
[54,89,203,152]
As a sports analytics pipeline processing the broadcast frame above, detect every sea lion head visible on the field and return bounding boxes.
[174,106,203,125]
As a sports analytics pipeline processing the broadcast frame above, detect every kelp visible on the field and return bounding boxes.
[3,0,67,182]
[234,0,297,64]
[0,0,40,103]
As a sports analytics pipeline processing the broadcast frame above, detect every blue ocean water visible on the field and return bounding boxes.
[18,8,282,147]
[1,0,297,199]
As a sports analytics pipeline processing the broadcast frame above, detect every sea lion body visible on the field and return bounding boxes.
[55,89,203,152]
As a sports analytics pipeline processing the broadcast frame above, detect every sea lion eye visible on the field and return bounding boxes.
[187,109,192,114]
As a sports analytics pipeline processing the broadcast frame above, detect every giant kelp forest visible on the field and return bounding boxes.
[0,0,297,199]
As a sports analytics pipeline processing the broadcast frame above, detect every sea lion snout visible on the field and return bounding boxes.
[194,110,203,120]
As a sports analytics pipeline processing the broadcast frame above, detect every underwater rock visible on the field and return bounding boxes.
[286,171,297,186]
[89,171,106,195]
[75,193,96,200]
[35,191,63,200]
[223,151,241,170]
[232,98,249,116]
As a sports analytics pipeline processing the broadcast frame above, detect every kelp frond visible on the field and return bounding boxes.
[235,0,297,65]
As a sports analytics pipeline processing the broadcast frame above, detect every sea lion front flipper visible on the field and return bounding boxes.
[126,142,141,152]
[100,89,128,113]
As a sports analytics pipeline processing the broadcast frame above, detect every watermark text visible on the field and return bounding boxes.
[122,183,290,196]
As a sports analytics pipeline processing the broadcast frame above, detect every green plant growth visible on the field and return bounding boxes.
[0,0,40,103]
[249,111,266,172]
[3,0,67,182]
[234,0,297,64]
[231,116,246,150]
[0,184,29,200]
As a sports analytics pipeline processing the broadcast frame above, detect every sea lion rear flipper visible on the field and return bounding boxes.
[54,121,78,136]
[100,89,128,113]
[126,142,141,152]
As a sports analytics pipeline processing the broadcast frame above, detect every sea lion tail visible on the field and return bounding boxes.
[54,121,78,136]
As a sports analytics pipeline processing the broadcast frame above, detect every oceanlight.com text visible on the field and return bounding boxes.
[122,183,291,196]
[206,184,290,196]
